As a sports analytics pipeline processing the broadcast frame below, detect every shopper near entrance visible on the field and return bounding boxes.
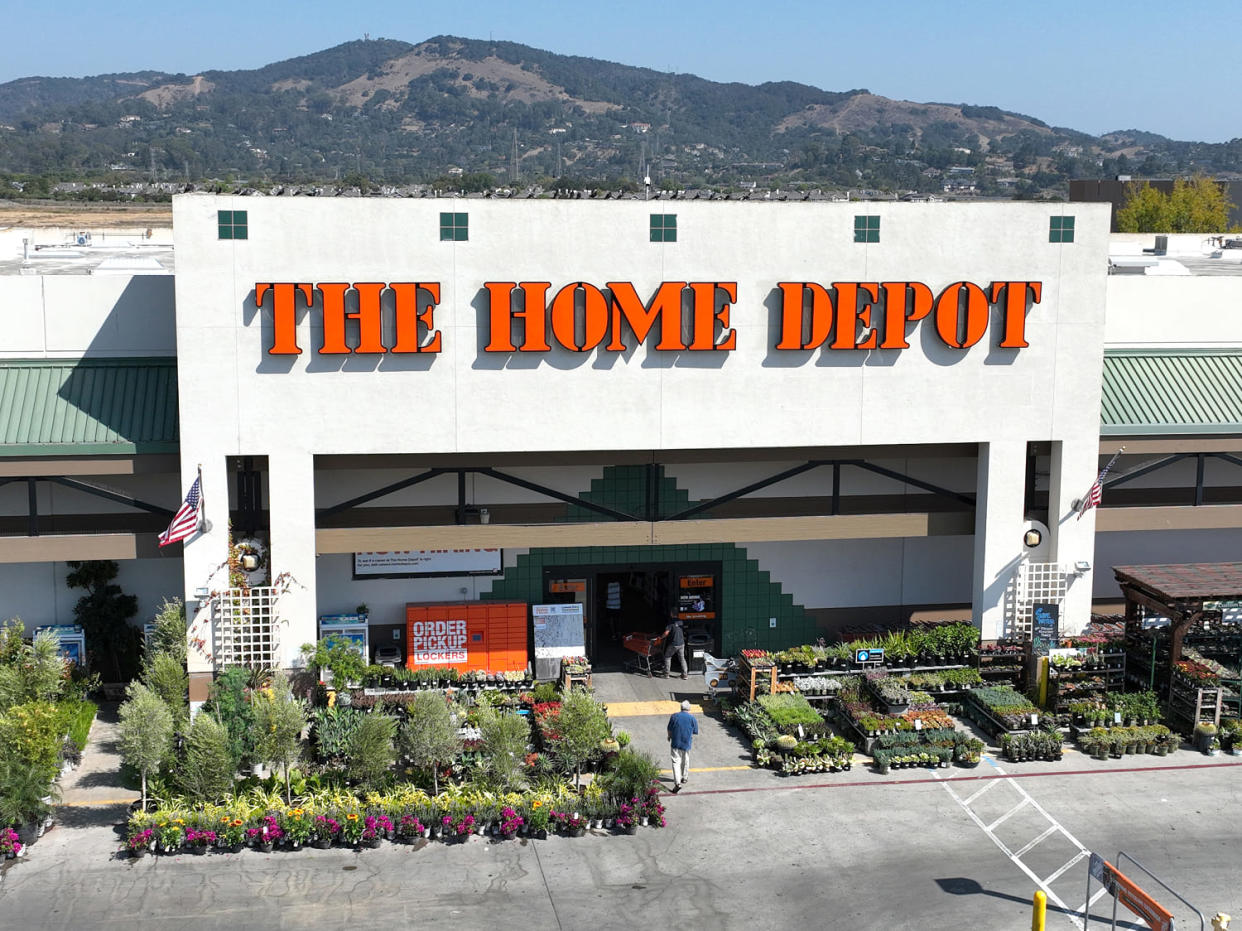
[662,614,688,679]
[667,699,698,793]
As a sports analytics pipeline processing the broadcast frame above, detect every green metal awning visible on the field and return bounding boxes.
[0,358,179,456]
[1101,350,1242,435]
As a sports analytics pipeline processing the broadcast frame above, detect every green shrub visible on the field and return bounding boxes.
[311,705,364,762]
[0,700,68,778]
[346,712,397,788]
[532,682,560,704]
[597,748,660,803]
[755,693,823,729]
[144,652,188,730]
[66,699,98,751]
[0,624,68,711]
[203,666,257,767]
[176,711,237,801]
[0,757,60,826]
[477,705,532,791]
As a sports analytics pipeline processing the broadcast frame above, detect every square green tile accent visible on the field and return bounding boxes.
[650,213,677,243]
[854,214,880,243]
[217,210,248,240]
[440,211,468,242]
[1049,215,1075,243]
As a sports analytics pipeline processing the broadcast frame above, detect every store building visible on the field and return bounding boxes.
[2,199,1240,699]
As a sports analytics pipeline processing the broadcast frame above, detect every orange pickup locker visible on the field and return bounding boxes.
[405,601,529,673]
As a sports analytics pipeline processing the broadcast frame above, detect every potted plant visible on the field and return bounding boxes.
[124,827,152,859]
[280,808,312,849]
[311,814,341,848]
[397,814,426,843]
[218,817,247,851]
[185,827,217,855]
[498,806,524,839]
[1194,722,1218,755]
[246,814,283,852]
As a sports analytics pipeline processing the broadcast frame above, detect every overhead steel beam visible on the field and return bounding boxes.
[1103,454,1189,489]
[45,476,174,517]
[848,460,977,507]
[665,461,825,521]
[474,467,639,522]
[318,468,450,517]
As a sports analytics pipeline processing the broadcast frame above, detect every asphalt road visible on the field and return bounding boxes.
[4,757,1240,930]
[4,674,1239,930]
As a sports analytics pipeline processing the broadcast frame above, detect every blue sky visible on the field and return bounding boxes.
[6,1,1238,142]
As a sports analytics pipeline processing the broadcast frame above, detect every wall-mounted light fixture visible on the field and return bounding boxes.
[1023,528,1043,548]
[1074,560,1092,573]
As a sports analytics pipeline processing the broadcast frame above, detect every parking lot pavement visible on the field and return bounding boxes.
[5,673,1240,929]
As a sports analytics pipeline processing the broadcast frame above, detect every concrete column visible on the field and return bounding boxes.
[267,450,318,668]
[972,440,1028,640]
[1048,439,1104,635]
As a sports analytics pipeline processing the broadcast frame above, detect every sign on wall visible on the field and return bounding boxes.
[678,575,716,621]
[353,549,502,579]
[408,617,468,665]
[257,279,1041,356]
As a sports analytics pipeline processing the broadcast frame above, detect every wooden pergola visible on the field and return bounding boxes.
[1113,562,1242,672]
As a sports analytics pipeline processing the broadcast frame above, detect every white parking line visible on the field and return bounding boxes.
[937,762,1099,930]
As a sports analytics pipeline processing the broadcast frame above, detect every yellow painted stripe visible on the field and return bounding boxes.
[607,700,705,717]
[60,798,138,807]
[658,765,754,775]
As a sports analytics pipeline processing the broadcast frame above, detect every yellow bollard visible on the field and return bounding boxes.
[1031,890,1047,931]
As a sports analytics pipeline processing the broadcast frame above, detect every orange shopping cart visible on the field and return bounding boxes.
[622,631,667,677]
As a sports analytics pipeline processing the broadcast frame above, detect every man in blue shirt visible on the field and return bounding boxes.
[666,699,698,793]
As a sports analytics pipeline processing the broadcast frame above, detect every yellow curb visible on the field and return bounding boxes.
[607,700,705,717]
[60,798,138,806]
[657,765,755,775]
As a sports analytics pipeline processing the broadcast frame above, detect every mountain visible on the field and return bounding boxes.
[1,36,1239,195]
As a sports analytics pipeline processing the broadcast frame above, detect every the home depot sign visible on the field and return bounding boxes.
[409,618,468,665]
[255,279,1041,354]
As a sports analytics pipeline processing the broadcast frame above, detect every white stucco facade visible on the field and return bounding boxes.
[2,197,1239,678]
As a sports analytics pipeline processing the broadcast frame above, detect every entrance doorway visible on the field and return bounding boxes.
[543,563,720,669]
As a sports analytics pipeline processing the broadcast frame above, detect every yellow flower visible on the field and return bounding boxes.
[531,800,543,809]
[232,819,244,827]
[174,818,185,825]
[346,813,359,821]
[219,817,231,824]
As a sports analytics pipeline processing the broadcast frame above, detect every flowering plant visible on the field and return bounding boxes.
[125,827,153,853]
[361,814,392,843]
[614,799,638,829]
[341,812,365,844]
[525,798,550,832]
[246,814,284,846]
[1,826,23,857]
[185,828,217,848]
[154,818,185,850]
[280,808,313,845]
[312,814,341,843]
[217,817,247,847]
[442,813,476,837]
[397,814,426,839]
[641,785,666,828]
[551,810,585,832]
[498,806,524,837]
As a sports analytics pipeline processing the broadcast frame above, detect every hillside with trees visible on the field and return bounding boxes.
[0,36,1239,197]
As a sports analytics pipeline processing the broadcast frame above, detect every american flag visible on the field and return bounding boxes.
[1076,449,1124,520]
[158,475,203,546]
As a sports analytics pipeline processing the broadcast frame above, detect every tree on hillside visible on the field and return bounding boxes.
[1116,175,1236,233]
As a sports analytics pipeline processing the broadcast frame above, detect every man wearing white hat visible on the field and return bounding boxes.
[666,699,699,793]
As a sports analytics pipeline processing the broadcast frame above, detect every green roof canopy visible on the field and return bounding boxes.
[0,358,179,456]
[1101,350,1242,435]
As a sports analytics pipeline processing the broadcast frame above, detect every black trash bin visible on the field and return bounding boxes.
[686,630,713,673]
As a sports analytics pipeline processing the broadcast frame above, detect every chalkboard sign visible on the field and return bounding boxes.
[1032,603,1059,656]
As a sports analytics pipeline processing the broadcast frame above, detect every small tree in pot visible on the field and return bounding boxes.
[118,682,173,810]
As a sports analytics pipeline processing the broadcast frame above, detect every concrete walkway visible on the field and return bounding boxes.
[51,703,138,858]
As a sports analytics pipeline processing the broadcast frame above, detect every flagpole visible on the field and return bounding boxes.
[1073,446,1125,515]
[197,463,211,534]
